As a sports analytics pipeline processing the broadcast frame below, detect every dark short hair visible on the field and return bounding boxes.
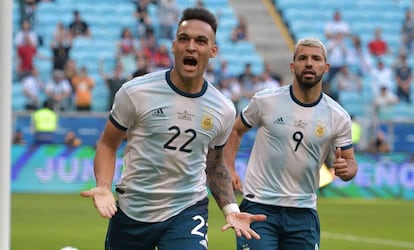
[178,7,217,34]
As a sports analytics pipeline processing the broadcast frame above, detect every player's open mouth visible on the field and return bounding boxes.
[183,57,197,66]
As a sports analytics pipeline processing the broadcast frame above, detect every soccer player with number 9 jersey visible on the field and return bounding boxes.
[225,37,358,250]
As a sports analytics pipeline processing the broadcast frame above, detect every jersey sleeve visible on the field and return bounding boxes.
[334,111,353,150]
[240,95,260,128]
[109,86,136,130]
[210,100,236,149]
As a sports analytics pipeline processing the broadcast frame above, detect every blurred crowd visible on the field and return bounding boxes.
[14,0,283,116]
[14,1,414,151]
[321,9,413,110]
[318,8,414,152]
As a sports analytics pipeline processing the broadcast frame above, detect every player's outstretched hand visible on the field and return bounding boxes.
[221,212,267,240]
[80,187,117,218]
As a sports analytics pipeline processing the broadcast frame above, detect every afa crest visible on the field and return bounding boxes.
[315,123,326,137]
[201,114,213,130]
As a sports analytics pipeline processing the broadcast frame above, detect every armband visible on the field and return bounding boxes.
[222,203,240,216]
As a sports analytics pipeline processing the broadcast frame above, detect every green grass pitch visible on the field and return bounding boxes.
[11,194,414,250]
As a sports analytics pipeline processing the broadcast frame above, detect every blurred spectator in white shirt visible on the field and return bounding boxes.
[374,85,399,113]
[45,70,72,111]
[254,71,280,92]
[325,33,348,83]
[346,35,373,77]
[332,65,363,93]
[15,19,39,47]
[369,60,394,97]
[324,10,351,40]
[22,67,44,110]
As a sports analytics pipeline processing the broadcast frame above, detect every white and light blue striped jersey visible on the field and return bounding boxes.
[241,85,352,210]
[109,69,236,222]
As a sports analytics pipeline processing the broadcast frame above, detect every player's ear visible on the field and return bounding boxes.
[210,44,218,58]
[324,63,330,74]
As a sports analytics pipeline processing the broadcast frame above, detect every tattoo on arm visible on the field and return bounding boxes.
[206,148,237,209]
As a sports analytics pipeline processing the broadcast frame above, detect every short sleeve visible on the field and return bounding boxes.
[241,96,260,128]
[335,112,353,150]
[209,99,236,149]
[110,86,136,130]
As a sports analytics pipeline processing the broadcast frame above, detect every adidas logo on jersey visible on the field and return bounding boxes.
[152,108,166,117]
[274,117,285,124]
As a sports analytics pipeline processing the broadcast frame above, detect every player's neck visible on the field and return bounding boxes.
[169,69,204,94]
[291,83,322,104]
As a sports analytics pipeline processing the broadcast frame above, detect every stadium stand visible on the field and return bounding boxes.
[12,0,264,112]
[12,0,265,146]
[12,0,414,152]
[271,0,414,152]
[274,0,414,121]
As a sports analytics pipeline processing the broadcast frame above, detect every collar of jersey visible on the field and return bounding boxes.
[166,70,208,98]
[289,85,323,107]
